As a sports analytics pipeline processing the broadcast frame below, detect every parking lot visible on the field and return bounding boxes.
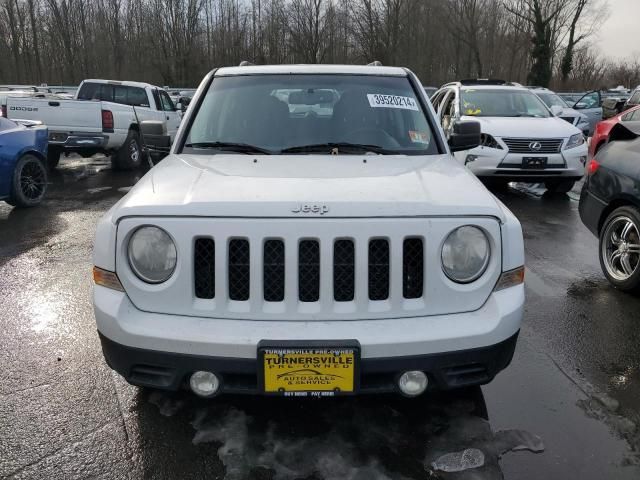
[0,154,639,479]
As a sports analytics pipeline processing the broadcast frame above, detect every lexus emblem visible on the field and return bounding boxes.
[529,141,542,151]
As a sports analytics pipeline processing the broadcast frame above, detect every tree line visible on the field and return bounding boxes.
[1,0,635,91]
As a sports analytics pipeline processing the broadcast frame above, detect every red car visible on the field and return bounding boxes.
[590,105,640,157]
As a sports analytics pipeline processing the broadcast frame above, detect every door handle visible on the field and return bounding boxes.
[48,101,60,107]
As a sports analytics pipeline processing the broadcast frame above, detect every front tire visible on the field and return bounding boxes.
[599,206,640,293]
[112,130,142,170]
[545,179,575,193]
[7,154,48,208]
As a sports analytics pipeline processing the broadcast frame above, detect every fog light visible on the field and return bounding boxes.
[189,371,220,397]
[398,371,428,397]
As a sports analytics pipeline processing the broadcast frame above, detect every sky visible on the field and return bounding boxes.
[597,0,639,60]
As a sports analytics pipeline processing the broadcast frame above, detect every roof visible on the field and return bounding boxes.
[81,79,160,89]
[458,84,529,91]
[215,64,408,77]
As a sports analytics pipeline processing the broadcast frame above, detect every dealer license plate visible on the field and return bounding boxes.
[523,157,548,169]
[259,343,359,397]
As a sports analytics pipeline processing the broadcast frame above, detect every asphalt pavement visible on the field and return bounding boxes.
[1,155,639,479]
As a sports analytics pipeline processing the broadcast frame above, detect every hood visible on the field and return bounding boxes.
[109,154,505,221]
[462,115,581,138]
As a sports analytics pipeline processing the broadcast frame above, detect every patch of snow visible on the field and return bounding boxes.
[431,448,485,472]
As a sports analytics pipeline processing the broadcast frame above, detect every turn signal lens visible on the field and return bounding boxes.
[494,266,525,291]
[587,159,600,175]
[93,266,124,292]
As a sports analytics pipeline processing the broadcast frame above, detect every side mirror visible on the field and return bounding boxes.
[448,120,481,152]
[573,102,587,110]
[550,105,563,116]
[140,120,171,158]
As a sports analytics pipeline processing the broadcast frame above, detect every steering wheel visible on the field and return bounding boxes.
[341,127,401,149]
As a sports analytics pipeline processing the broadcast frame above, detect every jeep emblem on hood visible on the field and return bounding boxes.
[292,204,330,215]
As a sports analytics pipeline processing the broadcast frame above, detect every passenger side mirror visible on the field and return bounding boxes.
[573,102,587,110]
[550,105,563,116]
[140,120,171,160]
[448,120,481,152]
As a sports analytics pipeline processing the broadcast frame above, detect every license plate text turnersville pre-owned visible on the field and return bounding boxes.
[262,348,356,396]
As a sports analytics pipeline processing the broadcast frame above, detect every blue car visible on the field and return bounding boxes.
[0,117,48,207]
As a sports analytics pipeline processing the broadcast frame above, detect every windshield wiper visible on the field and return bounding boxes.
[280,142,396,155]
[184,142,273,154]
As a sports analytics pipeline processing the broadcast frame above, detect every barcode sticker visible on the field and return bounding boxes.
[367,94,419,111]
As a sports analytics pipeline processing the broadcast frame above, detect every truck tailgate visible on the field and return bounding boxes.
[6,97,102,132]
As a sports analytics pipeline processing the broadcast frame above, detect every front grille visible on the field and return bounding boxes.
[334,240,355,301]
[403,238,424,299]
[263,240,285,301]
[298,240,320,302]
[194,236,426,304]
[194,238,215,299]
[503,138,563,154]
[228,239,250,301]
[368,239,390,301]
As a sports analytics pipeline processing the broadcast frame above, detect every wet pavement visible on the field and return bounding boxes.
[1,155,639,479]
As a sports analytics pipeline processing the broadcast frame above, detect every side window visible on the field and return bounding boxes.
[629,91,640,105]
[99,84,114,102]
[431,91,446,112]
[577,92,599,109]
[77,83,100,101]
[127,87,149,107]
[159,91,175,112]
[113,86,128,105]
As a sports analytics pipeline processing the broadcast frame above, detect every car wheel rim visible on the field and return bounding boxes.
[602,216,640,281]
[20,161,46,200]
[130,140,140,162]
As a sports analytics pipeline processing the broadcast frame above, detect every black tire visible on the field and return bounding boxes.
[7,154,48,208]
[47,147,61,170]
[545,179,575,193]
[599,206,640,293]
[482,178,509,191]
[112,130,142,170]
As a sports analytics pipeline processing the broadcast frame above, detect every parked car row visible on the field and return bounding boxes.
[6,79,182,170]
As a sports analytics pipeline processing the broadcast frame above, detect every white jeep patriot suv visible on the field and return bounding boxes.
[93,64,525,398]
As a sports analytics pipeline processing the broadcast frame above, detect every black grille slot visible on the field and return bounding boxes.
[263,240,285,302]
[368,239,389,301]
[228,239,250,301]
[403,238,424,299]
[299,240,320,302]
[334,240,355,301]
[194,238,215,299]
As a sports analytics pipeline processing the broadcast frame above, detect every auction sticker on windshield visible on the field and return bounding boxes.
[259,345,358,396]
[367,94,419,111]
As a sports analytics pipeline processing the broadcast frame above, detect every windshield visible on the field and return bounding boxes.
[183,74,437,155]
[536,92,568,109]
[460,89,551,118]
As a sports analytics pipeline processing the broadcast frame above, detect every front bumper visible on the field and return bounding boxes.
[99,330,519,394]
[94,284,523,394]
[455,144,587,180]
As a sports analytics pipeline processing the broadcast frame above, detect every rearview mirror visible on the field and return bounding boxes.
[448,120,481,152]
[140,120,171,160]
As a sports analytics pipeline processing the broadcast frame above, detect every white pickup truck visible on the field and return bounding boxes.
[6,79,182,169]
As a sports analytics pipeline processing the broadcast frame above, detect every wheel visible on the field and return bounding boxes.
[7,154,48,208]
[599,206,640,292]
[112,130,142,170]
[545,179,575,193]
[47,147,61,170]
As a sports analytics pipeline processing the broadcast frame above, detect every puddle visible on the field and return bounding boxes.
[147,388,543,479]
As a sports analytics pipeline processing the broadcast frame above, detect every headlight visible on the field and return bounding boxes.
[441,226,490,283]
[128,226,177,283]
[565,133,585,149]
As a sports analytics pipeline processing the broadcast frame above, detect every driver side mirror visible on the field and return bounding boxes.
[448,120,481,152]
[550,105,563,116]
[573,102,587,110]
